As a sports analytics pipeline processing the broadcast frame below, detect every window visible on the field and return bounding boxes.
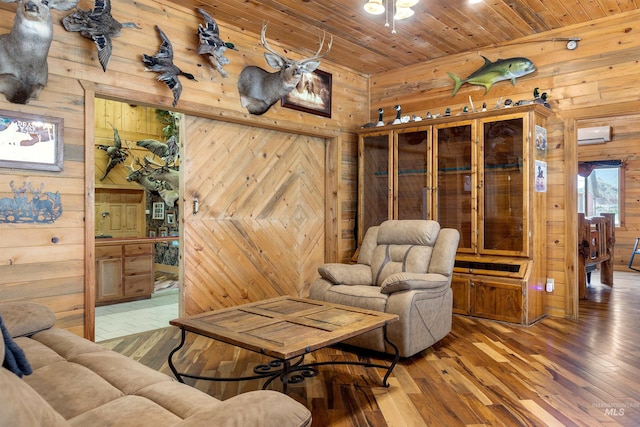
[577,160,623,226]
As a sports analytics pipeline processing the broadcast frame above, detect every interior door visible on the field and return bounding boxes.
[182,117,326,315]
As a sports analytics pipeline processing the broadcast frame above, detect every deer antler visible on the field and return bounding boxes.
[259,22,281,58]
[305,31,333,63]
[259,22,332,63]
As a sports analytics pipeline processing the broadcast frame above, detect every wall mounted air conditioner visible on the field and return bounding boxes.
[577,126,612,145]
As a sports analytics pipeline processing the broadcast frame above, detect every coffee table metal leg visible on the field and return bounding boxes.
[381,325,400,387]
[168,327,188,383]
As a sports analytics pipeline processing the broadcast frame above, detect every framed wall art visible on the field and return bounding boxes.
[152,202,165,220]
[166,211,175,225]
[281,69,332,118]
[0,109,64,171]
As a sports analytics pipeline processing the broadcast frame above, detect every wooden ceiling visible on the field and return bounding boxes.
[170,0,639,75]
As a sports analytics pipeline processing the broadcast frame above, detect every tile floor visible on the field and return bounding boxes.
[95,288,178,342]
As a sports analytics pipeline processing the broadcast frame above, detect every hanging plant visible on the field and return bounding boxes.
[155,109,180,140]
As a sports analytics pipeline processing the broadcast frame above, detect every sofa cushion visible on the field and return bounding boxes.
[14,336,65,370]
[356,225,379,266]
[23,360,125,420]
[380,272,450,294]
[69,395,182,427]
[318,263,372,285]
[377,219,440,246]
[135,381,223,419]
[174,390,312,427]
[0,367,69,427]
[371,244,433,286]
[0,301,57,338]
[318,284,387,312]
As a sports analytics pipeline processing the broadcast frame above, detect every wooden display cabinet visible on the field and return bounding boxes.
[95,240,154,305]
[357,104,552,325]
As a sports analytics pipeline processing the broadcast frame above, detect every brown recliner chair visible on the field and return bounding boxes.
[309,220,459,358]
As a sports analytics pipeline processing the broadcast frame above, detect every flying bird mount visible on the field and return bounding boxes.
[143,25,197,107]
[62,0,141,72]
[196,7,238,78]
[448,56,536,96]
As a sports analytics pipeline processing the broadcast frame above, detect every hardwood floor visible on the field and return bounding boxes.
[100,271,640,426]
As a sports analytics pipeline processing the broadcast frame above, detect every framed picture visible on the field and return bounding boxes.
[148,229,156,238]
[166,212,175,225]
[158,227,168,237]
[0,109,64,171]
[281,69,332,118]
[152,202,165,220]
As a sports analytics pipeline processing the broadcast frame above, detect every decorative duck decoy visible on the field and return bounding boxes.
[97,125,128,181]
[142,25,197,107]
[196,7,238,78]
[62,0,140,72]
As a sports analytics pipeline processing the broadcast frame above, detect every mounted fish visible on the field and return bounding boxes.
[142,25,197,107]
[448,56,535,96]
[0,0,79,104]
[96,124,128,181]
[196,7,238,78]
[62,0,141,72]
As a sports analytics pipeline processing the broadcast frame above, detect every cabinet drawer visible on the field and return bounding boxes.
[124,243,153,256]
[96,245,122,259]
[124,274,153,297]
[124,254,153,275]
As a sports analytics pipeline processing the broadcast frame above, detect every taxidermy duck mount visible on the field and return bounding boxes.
[196,7,238,78]
[0,0,79,104]
[62,0,141,72]
[448,56,535,96]
[142,25,197,107]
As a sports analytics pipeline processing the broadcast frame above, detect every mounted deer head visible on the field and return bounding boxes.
[237,22,332,115]
[0,0,78,104]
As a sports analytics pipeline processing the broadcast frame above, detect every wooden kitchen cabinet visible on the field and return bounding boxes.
[96,240,154,305]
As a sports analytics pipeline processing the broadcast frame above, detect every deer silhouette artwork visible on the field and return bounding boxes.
[237,22,332,115]
[0,0,78,104]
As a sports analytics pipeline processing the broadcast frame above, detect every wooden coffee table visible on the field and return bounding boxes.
[168,296,399,392]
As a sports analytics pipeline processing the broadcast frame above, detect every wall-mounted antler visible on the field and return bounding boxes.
[237,22,332,115]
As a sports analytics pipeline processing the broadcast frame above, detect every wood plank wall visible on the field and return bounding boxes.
[0,0,367,336]
[369,10,640,319]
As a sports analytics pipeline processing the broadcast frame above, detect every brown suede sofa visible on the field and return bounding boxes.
[0,301,311,427]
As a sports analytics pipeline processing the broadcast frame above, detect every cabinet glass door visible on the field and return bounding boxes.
[435,123,474,251]
[396,130,429,220]
[481,117,525,254]
[359,133,392,240]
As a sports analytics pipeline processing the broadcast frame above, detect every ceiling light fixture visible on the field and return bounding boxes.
[394,6,414,20]
[396,0,418,7]
[363,0,385,15]
[364,0,419,33]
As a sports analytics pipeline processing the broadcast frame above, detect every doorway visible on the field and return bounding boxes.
[93,98,181,341]
[575,112,640,306]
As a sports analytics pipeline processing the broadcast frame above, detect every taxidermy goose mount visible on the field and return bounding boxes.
[62,0,140,72]
[196,7,238,78]
[97,124,128,181]
[142,25,197,107]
